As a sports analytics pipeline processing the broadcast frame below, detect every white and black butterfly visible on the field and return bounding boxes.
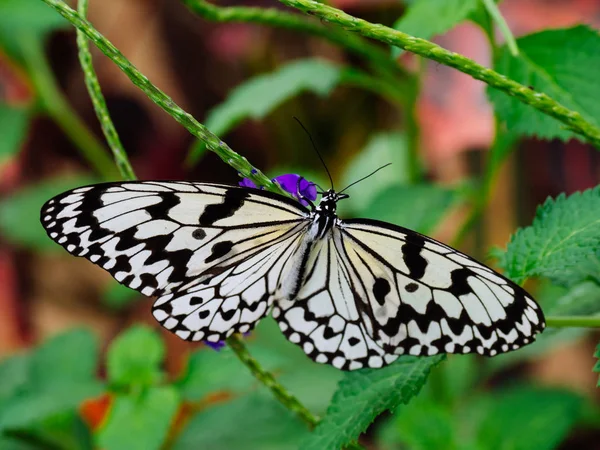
[40,179,545,370]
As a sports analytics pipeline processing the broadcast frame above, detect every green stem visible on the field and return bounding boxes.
[76,0,136,181]
[480,0,519,56]
[546,316,600,328]
[19,34,116,180]
[278,0,600,149]
[226,335,319,429]
[40,0,284,194]
[182,0,407,86]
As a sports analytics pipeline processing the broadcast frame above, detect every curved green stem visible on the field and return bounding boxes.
[546,316,600,328]
[226,335,319,429]
[76,0,136,181]
[480,0,518,56]
[19,34,116,179]
[278,0,600,149]
[40,0,284,195]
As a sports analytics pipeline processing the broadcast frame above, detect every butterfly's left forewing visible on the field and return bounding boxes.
[41,181,310,341]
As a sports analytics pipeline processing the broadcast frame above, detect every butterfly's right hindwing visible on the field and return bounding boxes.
[41,181,309,341]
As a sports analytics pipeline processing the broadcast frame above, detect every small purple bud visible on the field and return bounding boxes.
[205,340,226,351]
[204,332,252,352]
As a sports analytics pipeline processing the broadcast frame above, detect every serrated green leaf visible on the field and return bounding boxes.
[489,26,600,142]
[476,387,583,450]
[340,132,409,216]
[172,392,309,450]
[594,342,600,387]
[0,176,97,251]
[107,325,165,389]
[362,184,458,235]
[97,387,179,450]
[301,355,444,450]
[187,59,342,164]
[392,0,479,56]
[500,186,600,286]
[0,104,30,164]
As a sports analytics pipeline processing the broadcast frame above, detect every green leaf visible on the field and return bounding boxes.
[594,342,600,387]
[301,355,444,450]
[377,396,458,450]
[172,392,309,450]
[187,59,342,164]
[0,354,30,404]
[489,26,600,142]
[107,325,165,389]
[0,0,68,61]
[30,329,99,389]
[392,0,479,56]
[340,132,409,216]
[476,387,583,450]
[500,185,600,286]
[97,387,180,450]
[0,104,30,164]
[362,184,458,235]
[0,330,102,432]
[539,281,600,317]
[3,411,94,450]
[0,176,96,251]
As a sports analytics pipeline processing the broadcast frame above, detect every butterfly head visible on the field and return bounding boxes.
[316,189,349,214]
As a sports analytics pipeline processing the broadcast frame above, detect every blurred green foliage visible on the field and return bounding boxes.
[1,0,600,449]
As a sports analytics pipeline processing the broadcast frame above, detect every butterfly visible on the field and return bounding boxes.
[40,177,545,370]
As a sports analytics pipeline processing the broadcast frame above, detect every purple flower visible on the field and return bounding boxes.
[239,173,317,206]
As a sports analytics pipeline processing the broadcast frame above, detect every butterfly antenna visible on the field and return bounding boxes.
[338,163,392,194]
[293,117,334,190]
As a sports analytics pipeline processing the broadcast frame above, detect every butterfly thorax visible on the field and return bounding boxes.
[310,189,348,240]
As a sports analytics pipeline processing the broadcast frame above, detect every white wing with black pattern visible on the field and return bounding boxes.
[340,219,545,358]
[41,181,310,342]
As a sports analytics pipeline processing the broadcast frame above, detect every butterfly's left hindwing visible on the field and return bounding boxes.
[41,181,309,341]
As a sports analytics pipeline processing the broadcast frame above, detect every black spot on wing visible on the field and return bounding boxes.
[373,278,391,306]
[205,241,234,263]
[401,236,427,279]
[192,229,206,240]
[405,282,418,292]
[199,188,249,226]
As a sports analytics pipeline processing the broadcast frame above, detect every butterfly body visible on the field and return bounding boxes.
[41,181,545,370]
